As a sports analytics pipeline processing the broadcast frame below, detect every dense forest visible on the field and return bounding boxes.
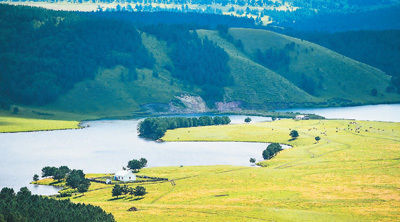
[0,187,114,222]
[0,5,154,106]
[0,5,248,109]
[138,116,231,140]
[142,24,232,102]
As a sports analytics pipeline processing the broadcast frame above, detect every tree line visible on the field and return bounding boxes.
[138,116,231,140]
[112,184,146,198]
[0,187,114,222]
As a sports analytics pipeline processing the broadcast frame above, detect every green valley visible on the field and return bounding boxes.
[1,5,399,120]
[2,2,400,222]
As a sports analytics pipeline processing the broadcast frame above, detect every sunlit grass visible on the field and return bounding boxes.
[40,119,400,221]
[0,116,80,133]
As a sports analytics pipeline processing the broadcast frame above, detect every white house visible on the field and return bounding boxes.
[295,115,309,120]
[114,170,136,182]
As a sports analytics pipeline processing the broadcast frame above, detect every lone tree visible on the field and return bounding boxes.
[290,130,299,140]
[249,158,256,164]
[112,184,122,198]
[133,186,146,196]
[315,136,321,142]
[262,143,283,160]
[127,158,148,172]
[33,174,39,182]
[244,117,252,123]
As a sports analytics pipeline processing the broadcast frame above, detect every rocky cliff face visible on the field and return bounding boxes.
[169,95,208,113]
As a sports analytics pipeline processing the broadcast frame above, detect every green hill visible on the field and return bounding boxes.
[227,28,397,104]
[1,5,399,120]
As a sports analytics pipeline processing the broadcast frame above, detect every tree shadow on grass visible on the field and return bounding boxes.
[72,194,84,199]
[128,197,144,202]
[108,197,124,201]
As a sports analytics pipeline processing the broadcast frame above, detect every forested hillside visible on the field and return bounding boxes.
[0,5,154,106]
[0,5,399,119]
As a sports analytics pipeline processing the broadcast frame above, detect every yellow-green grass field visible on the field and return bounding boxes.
[0,116,80,133]
[40,119,399,221]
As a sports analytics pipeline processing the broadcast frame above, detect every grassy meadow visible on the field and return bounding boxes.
[41,119,400,221]
[0,116,80,133]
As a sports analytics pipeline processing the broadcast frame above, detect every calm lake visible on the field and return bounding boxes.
[279,104,400,122]
[0,115,273,195]
[1,104,399,196]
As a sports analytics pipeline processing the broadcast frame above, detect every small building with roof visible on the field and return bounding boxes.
[114,170,136,182]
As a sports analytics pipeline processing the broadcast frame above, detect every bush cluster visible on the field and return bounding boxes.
[40,166,90,193]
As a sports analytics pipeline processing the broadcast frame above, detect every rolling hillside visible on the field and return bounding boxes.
[52,28,399,117]
[1,5,399,119]
[227,28,394,103]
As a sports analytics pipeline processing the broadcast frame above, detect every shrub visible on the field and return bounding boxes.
[290,130,299,139]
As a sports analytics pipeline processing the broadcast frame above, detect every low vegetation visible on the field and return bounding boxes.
[0,187,114,222]
[138,116,231,140]
[0,116,80,133]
